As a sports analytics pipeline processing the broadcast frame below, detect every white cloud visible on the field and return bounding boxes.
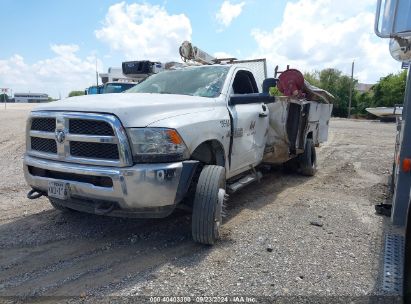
[251,0,400,83]
[0,44,100,98]
[95,2,192,62]
[214,51,234,59]
[216,1,245,28]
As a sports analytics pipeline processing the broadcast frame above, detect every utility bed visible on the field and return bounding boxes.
[263,96,333,164]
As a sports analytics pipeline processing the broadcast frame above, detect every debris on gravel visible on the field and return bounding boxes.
[310,221,324,227]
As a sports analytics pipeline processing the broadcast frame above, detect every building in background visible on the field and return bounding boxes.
[356,83,374,93]
[14,93,48,103]
[99,67,127,84]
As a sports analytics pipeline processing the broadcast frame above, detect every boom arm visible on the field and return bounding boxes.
[179,41,216,65]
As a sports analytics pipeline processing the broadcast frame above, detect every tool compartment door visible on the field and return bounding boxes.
[308,102,333,143]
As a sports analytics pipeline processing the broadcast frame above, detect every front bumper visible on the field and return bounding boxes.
[24,155,198,218]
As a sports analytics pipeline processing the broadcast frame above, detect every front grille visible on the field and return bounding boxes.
[31,137,57,154]
[28,166,113,188]
[31,118,56,132]
[69,119,114,136]
[70,142,119,160]
[27,113,130,166]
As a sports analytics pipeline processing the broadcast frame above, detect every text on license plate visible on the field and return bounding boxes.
[48,181,69,200]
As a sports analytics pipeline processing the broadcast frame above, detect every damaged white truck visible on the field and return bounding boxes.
[24,42,334,244]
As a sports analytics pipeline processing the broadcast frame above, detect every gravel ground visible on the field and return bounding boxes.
[0,104,397,302]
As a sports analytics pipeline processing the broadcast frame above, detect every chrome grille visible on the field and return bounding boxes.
[31,137,57,153]
[31,118,56,132]
[69,119,114,136]
[27,112,132,167]
[70,142,119,160]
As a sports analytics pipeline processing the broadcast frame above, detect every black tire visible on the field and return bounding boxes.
[299,138,317,176]
[283,157,299,173]
[48,198,73,212]
[192,165,226,245]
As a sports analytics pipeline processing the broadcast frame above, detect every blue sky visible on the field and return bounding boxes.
[0,0,401,98]
[1,0,285,66]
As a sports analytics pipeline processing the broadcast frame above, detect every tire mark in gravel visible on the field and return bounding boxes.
[2,232,199,296]
[0,239,117,289]
[48,242,200,296]
[0,211,201,296]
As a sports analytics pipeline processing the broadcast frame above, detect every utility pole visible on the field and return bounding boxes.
[1,88,8,110]
[348,61,354,118]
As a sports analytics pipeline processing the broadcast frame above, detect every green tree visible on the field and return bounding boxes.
[269,86,282,96]
[354,90,374,116]
[68,91,85,97]
[302,69,406,117]
[0,94,9,102]
[304,68,356,117]
[304,71,321,87]
[372,70,407,107]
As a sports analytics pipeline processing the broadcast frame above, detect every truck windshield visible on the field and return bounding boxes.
[126,66,230,98]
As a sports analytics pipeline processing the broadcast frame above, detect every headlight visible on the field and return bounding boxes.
[127,128,189,163]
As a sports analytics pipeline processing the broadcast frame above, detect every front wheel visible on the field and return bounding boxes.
[192,165,226,245]
[299,138,317,176]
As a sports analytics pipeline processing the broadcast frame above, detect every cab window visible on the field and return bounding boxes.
[232,70,258,94]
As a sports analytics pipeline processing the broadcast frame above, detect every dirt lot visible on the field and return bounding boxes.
[0,104,397,301]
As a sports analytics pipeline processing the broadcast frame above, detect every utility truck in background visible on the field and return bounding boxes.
[85,61,165,95]
[24,41,333,245]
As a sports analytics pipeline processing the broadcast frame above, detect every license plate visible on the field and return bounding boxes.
[48,181,69,200]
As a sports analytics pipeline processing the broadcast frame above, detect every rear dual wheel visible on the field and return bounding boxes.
[283,138,317,176]
[299,138,317,176]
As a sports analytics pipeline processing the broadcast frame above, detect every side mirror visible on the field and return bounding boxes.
[389,37,411,62]
[229,93,275,106]
[262,78,277,94]
[375,0,411,38]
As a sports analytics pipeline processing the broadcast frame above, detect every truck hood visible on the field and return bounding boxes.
[32,93,216,127]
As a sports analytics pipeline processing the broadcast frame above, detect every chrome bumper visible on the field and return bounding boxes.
[24,155,198,216]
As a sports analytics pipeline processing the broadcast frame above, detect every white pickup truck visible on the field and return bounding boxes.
[24,64,332,244]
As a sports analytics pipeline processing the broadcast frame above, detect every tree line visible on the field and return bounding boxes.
[304,69,407,117]
[0,94,8,102]
[3,68,408,117]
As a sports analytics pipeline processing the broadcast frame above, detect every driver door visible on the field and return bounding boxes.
[228,69,269,177]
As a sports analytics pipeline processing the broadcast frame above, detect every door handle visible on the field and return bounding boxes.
[259,104,268,117]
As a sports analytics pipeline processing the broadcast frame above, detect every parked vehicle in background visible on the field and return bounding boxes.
[86,85,103,95]
[85,60,164,95]
[366,105,403,121]
[101,82,137,94]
